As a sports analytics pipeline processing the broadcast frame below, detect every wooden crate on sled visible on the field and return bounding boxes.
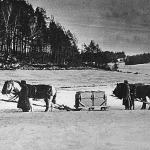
[75,91,109,111]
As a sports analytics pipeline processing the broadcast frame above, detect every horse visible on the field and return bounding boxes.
[1,80,56,112]
[113,83,150,110]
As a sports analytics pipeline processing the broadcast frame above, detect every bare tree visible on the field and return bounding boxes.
[1,0,13,52]
[1,0,12,33]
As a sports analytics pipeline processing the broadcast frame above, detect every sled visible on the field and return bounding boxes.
[75,90,109,111]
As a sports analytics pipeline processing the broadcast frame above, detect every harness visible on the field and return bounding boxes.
[9,81,20,95]
[6,81,56,102]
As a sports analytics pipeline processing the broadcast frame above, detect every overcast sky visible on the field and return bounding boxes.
[28,0,150,55]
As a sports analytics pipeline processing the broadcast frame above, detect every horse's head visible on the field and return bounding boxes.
[2,80,14,94]
[113,83,124,99]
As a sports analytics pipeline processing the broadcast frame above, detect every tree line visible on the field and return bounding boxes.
[0,0,126,68]
[125,53,150,65]
[81,40,125,68]
[0,0,79,66]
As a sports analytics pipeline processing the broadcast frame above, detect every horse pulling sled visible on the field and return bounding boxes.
[113,82,150,110]
[2,80,56,112]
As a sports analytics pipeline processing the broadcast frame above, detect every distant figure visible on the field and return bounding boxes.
[17,80,30,112]
[123,80,132,110]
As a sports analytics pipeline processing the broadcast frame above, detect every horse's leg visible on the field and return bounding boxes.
[50,93,57,111]
[141,97,146,109]
[49,96,53,112]
[129,101,132,110]
[131,96,134,110]
[29,98,33,112]
[44,97,49,112]
[147,96,150,110]
[50,101,53,112]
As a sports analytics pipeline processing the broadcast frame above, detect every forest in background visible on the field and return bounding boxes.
[0,0,150,70]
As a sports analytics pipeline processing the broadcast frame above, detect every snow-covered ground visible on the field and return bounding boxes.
[0,63,150,150]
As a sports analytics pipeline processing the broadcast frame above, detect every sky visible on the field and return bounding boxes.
[27,0,150,55]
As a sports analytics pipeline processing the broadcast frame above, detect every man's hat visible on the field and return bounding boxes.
[21,80,26,85]
[124,80,128,84]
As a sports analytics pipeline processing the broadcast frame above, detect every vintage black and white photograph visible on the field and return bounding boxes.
[0,0,150,149]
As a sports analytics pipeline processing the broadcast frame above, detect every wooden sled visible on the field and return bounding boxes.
[76,91,109,111]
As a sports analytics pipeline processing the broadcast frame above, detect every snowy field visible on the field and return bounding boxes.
[0,63,150,150]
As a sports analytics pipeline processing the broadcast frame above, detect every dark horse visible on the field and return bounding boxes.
[113,83,150,110]
[2,80,56,112]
